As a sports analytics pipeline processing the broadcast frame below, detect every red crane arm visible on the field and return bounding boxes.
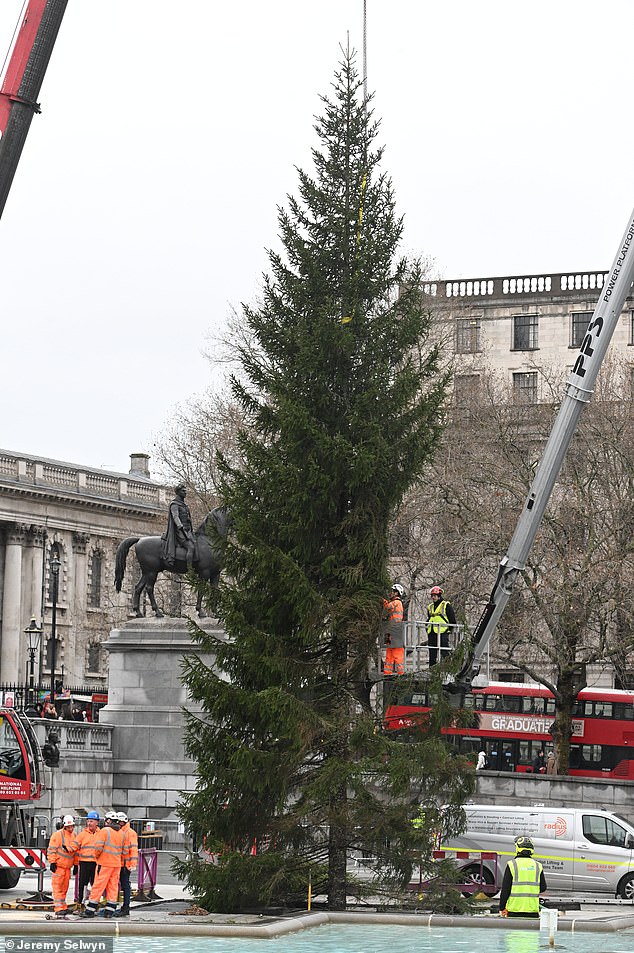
[0,0,68,217]
[0,1,49,134]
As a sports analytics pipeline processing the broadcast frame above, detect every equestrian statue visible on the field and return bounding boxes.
[114,483,230,618]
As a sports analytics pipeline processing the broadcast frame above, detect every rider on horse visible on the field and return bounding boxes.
[162,483,197,569]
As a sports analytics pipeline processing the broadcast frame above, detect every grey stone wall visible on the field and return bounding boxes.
[475,770,634,827]
[101,617,225,820]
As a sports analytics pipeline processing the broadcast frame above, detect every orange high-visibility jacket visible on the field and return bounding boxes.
[75,826,99,863]
[47,828,78,868]
[93,825,125,868]
[120,823,139,870]
[383,596,404,623]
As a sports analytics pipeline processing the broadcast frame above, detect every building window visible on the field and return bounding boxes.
[512,371,538,404]
[45,637,61,671]
[454,374,481,406]
[47,544,63,602]
[89,551,102,608]
[512,314,538,350]
[495,670,525,683]
[86,642,101,674]
[571,311,593,348]
[456,318,481,353]
[389,520,411,557]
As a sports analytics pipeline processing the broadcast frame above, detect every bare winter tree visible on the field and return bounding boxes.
[401,359,634,773]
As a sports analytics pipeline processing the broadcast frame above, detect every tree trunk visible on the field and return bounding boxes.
[327,786,348,910]
[552,671,577,775]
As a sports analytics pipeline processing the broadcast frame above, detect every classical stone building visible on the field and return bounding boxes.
[0,449,167,687]
[423,269,634,396]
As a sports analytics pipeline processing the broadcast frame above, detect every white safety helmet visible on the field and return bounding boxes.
[117,812,128,823]
[105,811,118,822]
[392,584,404,597]
[62,815,75,827]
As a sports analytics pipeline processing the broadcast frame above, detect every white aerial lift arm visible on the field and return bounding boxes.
[451,207,634,693]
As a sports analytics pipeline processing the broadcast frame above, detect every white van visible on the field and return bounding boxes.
[441,803,634,898]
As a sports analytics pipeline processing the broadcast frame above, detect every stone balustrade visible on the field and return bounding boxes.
[0,449,166,506]
[423,270,610,301]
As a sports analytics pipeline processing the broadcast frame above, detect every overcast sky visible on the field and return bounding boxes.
[1,1,632,477]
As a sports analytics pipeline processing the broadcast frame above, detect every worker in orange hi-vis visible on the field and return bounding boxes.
[81,812,125,919]
[382,583,405,676]
[115,811,138,918]
[47,814,79,919]
[75,810,101,906]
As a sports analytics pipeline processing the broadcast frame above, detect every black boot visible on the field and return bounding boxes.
[114,906,130,918]
[81,909,96,919]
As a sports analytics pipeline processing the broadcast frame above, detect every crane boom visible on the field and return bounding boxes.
[452,207,634,691]
[0,0,68,219]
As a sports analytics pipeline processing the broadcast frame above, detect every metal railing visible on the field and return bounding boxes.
[381,622,465,673]
[0,682,107,714]
[129,818,192,852]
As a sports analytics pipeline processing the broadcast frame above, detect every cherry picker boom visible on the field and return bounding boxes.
[0,0,68,219]
[449,206,634,696]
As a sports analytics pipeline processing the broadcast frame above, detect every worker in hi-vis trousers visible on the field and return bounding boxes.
[47,814,79,918]
[81,812,125,918]
[383,584,405,675]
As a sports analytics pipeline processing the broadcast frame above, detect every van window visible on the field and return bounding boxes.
[582,815,628,847]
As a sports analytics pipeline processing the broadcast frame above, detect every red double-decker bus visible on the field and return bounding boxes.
[383,680,634,779]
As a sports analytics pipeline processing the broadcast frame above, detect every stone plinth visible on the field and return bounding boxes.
[101,617,226,819]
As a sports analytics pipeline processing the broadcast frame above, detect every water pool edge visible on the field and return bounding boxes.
[6,909,634,938]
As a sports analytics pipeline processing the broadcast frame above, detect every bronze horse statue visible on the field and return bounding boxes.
[114,506,230,618]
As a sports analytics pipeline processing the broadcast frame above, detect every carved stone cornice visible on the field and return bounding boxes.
[72,532,90,554]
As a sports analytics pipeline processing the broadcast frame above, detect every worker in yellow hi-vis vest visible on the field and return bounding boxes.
[426,586,457,666]
[499,835,547,918]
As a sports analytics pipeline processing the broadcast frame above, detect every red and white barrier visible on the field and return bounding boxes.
[0,847,46,869]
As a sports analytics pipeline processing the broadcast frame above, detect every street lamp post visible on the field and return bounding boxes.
[49,555,60,707]
[23,618,42,716]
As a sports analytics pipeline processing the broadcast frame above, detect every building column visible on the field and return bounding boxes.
[29,527,46,621]
[70,533,89,683]
[1,523,29,683]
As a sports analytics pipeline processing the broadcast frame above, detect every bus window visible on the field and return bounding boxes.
[518,741,532,765]
[521,696,534,713]
[594,702,613,718]
[502,695,521,713]
[501,743,515,771]
[545,699,555,715]
[484,696,499,711]
[580,744,603,766]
